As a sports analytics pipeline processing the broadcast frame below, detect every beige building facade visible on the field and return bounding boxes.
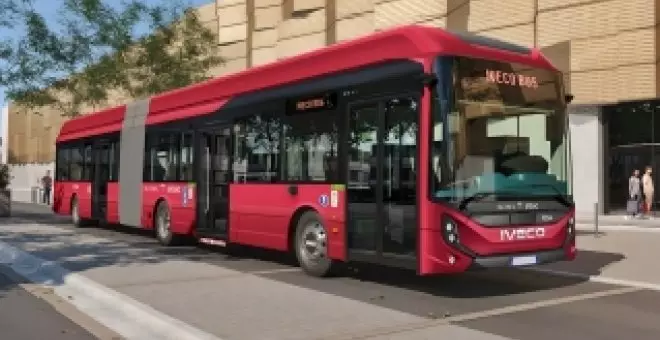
[5,0,660,213]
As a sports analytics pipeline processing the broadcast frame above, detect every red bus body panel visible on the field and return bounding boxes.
[229,184,346,260]
[419,205,575,274]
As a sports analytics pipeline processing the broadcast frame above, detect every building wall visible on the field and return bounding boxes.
[7,0,658,204]
[1,104,7,164]
[9,163,54,203]
[568,105,604,216]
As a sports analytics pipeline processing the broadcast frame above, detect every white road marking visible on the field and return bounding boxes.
[526,267,660,292]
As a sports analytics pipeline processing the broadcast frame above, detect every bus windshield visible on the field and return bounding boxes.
[431,56,572,204]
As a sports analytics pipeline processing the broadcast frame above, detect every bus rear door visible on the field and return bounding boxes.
[196,126,232,239]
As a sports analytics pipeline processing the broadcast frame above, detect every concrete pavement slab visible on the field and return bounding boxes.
[459,289,660,340]
[364,324,514,340]
[258,268,618,318]
[537,227,660,288]
[117,273,422,340]
[0,269,103,340]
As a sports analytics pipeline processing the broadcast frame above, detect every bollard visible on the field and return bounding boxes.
[30,186,38,204]
[594,202,599,238]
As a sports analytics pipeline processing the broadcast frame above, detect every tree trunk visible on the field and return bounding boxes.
[0,189,10,217]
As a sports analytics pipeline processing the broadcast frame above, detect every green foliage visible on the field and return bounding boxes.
[0,0,27,27]
[117,8,223,98]
[0,0,223,117]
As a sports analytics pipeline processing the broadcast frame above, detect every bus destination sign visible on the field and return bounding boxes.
[485,69,539,89]
[288,92,337,114]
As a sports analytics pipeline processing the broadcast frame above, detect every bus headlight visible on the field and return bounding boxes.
[442,215,459,244]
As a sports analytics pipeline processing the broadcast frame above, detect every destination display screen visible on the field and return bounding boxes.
[287,91,338,114]
[454,57,563,111]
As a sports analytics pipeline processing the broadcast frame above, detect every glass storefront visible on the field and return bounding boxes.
[605,101,660,212]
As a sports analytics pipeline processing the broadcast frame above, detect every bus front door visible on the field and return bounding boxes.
[345,95,419,269]
[196,127,232,239]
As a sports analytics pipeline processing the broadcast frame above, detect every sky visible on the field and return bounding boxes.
[0,0,213,108]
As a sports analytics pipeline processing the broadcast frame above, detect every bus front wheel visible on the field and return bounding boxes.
[294,211,335,277]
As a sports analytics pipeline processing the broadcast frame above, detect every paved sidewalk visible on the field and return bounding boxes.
[0,268,105,340]
[1,205,659,340]
[576,213,660,228]
[0,222,518,340]
[536,224,660,289]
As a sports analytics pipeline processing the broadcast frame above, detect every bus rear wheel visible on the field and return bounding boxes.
[294,211,335,277]
[154,201,180,246]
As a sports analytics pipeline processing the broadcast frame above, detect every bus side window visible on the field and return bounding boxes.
[56,147,70,181]
[179,133,193,181]
[70,146,83,181]
[234,114,280,183]
[82,144,93,181]
[283,109,338,182]
[110,140,120,181]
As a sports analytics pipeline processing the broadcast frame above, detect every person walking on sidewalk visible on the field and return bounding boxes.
[628,169,641,218]
[41,170,52,205]
[642,166,654,217]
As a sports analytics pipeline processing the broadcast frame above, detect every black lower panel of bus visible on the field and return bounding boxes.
[214,219,227,234]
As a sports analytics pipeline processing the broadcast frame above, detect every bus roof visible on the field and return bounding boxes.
[56,25,555,142]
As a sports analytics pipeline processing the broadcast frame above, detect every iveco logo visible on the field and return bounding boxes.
[500,227,546,241]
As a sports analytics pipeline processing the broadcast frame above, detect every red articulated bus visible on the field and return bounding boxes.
[53,25,576,277]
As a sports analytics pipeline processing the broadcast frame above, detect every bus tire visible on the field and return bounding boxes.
[154,201,179,246]
[294,211,335,277]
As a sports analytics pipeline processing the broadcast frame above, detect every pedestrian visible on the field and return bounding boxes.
[41,170,52,205]
[627,169,641,219]
[642,166,654,217]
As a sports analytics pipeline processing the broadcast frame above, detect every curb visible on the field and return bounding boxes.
[0,240,223,340]
[576,220,660,228]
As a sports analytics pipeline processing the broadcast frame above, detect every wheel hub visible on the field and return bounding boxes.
[301,222,327,261]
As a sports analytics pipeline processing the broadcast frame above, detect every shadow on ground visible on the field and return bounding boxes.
[0,202,627,317]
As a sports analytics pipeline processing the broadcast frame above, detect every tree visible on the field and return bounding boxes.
[0,0,29,77]
[0,0,27,27]
[1,0,223,117]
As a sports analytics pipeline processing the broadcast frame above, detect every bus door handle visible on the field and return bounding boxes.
[287,185,298,196]
[205,146,210,213]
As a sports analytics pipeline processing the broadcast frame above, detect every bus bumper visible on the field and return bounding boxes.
[467,247,571,270]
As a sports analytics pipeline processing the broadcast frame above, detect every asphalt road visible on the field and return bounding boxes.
[0,269,99,340]
[5,201,660,340]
